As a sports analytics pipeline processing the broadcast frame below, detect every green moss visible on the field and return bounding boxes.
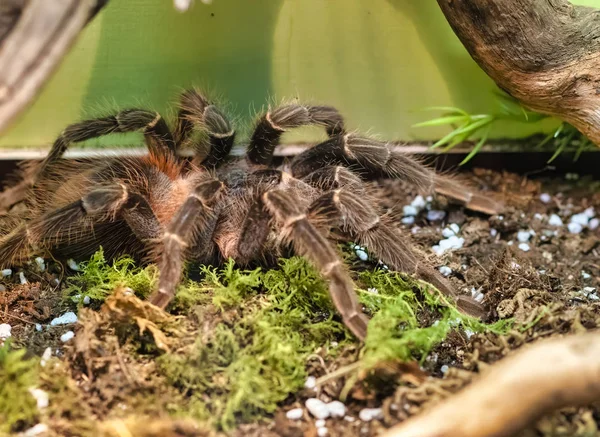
[159,257,347,430]
[357,269,513,368]
[63,247,158,304]
[55,249,512,432]
[0,342,40,433]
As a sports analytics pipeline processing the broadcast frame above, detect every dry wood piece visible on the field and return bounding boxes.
[0,0,107,135]
[382,331,600,437]
[437,0,600,146]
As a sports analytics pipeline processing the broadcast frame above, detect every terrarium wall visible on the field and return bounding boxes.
[1,0,599,149]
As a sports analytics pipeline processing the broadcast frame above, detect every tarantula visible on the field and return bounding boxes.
[0,89,502,339]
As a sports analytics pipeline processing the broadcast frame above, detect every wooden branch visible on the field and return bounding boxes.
[0,0,108,135]
[437,0,600,145]
[382,332,600,437]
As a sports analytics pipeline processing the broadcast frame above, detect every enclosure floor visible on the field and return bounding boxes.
[1,168,599,437]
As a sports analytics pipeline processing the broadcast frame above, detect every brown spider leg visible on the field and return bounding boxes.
[247,104,345,166]
[303,166,485,318]
[290,134,503,215]
[148,178,225,309]
[172,89,236,167]
[0,184,163,267]
[0,109,177,211]
[262,188,369,340]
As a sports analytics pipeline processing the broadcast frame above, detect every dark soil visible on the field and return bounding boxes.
[1,167,599,437]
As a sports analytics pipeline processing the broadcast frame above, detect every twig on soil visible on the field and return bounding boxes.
[382,331,600,437]
[314,361,362,387]
[1,311,36,325]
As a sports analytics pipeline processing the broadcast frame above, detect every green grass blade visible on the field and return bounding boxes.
[460,126,490,165]
[441,130,473,151]
[451,115,494,136]
[431,128,466,149]
[547,130,575,163]
[412,115,470,128]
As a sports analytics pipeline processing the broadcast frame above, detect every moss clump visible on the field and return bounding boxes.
[63,247,158,304]
[0,342,40,433]
[158,257,348,430]
[54,249,512,432]
[357,269,513,368]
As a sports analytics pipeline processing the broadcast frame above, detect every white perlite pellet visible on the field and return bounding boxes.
[317,427,328,437]
[432,235,465,255]
[518,243,530,252]
[305,398,330,419]
[402,205,418,217]
[50,312,78,326]
[570,213,589,227]
[441,223,460,238]
[61,331,75,342]
[426,210,446,221]
[358,408,383,422]
[286,408,303,420]
[66,259,79,271]
[401,216,415,225]
[327,400,347,418]
[548,214,563,227]
[23,424,49,437]
[0,323,12,343]
[40,347,52,367]
[304,376,316,389]
[28,388,49,409]
[517,230,532,242]
[34,257,45,272]
[439,266,452,277]
[539,193,551,203]
[411,195,426,210]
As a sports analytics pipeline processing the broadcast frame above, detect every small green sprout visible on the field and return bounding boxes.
[414,90,594,164]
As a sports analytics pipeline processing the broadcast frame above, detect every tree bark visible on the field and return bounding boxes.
[382,332,600,437]
[437,0,600,145]
[0,0,108,136]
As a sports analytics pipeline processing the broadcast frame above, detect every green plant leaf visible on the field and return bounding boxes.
[460,126,490,165]
[412,115,470,128]
[417,106,469,116]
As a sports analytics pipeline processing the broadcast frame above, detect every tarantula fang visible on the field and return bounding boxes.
[0,89,503,340]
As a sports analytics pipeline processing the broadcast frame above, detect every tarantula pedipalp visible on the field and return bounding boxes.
[0,89,502,340]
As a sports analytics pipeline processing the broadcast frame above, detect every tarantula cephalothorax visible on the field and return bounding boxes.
[0,89,502,339]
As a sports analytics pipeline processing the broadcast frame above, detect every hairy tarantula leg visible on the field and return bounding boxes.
[235,197,272,264]
[173,89,236,167]
[247,104,345,166]
[0,110,176,212]
[148,179,225,309]
[40,110,177,179]
[0,184,163,267]
[307,186,486,319]
[290,135,503,215]
[262,188,369,340]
